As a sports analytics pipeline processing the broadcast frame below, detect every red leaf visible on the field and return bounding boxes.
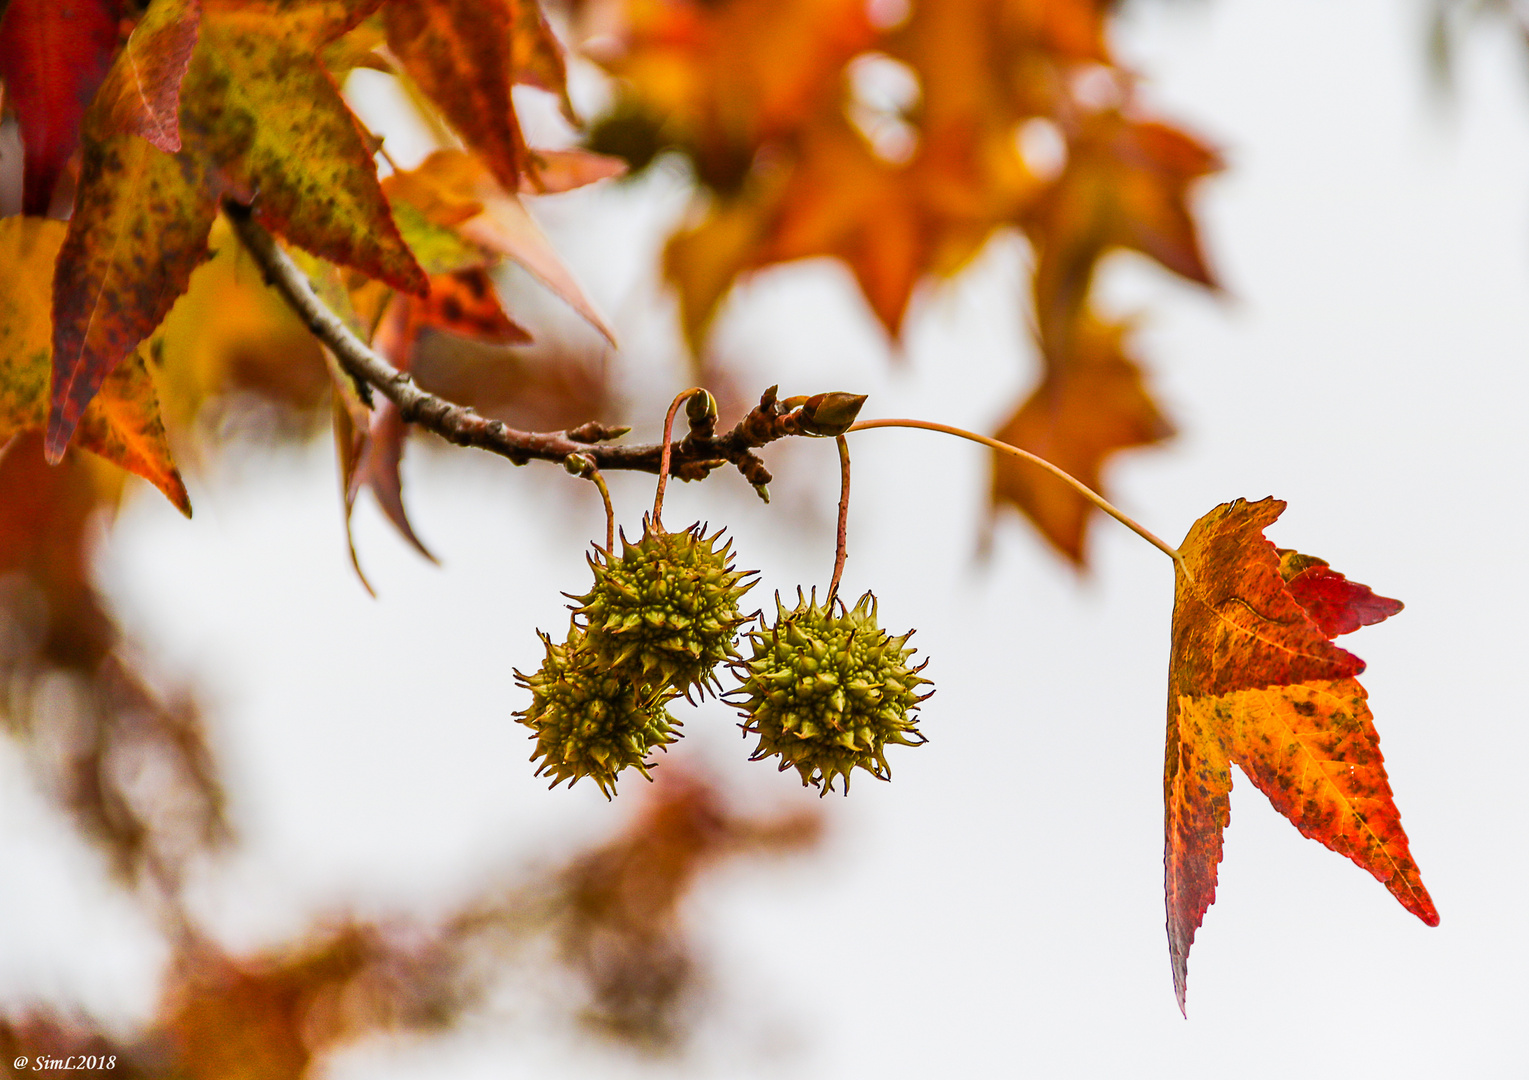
[1165,498,1435,1013]
[0,0,122,215]
[1278,549,1404,638]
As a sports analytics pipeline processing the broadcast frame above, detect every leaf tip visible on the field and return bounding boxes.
[43,410,74,465]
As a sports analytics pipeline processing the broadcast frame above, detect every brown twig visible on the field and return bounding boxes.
[224,203,812,482]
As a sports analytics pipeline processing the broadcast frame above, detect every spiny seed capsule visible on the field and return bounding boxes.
[514,622,680,798]
[732,589,932,794]
[568,517,757,699]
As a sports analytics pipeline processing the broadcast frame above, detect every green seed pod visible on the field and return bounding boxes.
[568,517,757,699]
[733,589,931,794]
[514,622,680,798]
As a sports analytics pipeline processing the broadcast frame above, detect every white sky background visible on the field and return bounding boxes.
[1,0,1526,1075]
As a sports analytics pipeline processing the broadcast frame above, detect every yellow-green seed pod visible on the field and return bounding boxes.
[568,517,757,699]
[732,589,931,794]
[513,622,680,798]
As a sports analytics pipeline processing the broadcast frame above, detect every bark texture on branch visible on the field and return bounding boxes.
[224,200,836,487]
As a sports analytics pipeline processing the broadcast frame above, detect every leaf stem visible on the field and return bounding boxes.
[565,454,615,552]
[652,388,705,528]
[827,435,851,609]
[847,417,1184,566]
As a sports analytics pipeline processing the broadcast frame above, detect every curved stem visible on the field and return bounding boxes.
[594,470,615,552]
[848,417,1184,567]
[652,388,704,528]
[826,435,851,609]
[587,465,615,552]
[563,453,615,551]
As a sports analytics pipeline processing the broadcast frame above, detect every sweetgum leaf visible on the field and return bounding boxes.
[184,0,425,293]
[1027,110,1221,353]
[1164,497,1435,1014]
[48,58,217,461]
[47,0,427,460]
[90,0,201,152]
[991,319,1172,563]
[384,0,573,193]
[0,0,121,215]
[385,150,615,343]
[0,218,188,514]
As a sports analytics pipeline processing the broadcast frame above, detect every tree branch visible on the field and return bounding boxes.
[223,201,818,486]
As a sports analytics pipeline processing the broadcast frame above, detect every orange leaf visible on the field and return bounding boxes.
[759,117,932,337]
[386,150,615,343]
[0,217,188,514]
[408,268,532,348]
[605,0,875,188]
[47,0,426,459]
[186,0,424,292]
[663,188,779,352]
[522,148,628,194]
[1028,110,1220,354]
[384,0,531,192]
[0,0,120,214]
[1164,497,1435,1013]
[991,319,1171,562]
[91,0,201,152]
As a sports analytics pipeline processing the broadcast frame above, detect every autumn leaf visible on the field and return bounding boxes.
[1164,497,1435,1013]
[48,0,426,461]
[340,268,535,574]
[758,116,934,337]
[384,0,532,192]
[0,217,189,514]
[1026,108,1220,355]
[601,0,876,190]
[991,319,1171,563]
[524,148,628,194]
[0,0,121,215]
[90,0,200,152]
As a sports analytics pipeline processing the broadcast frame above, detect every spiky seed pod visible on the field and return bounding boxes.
[568,517,757,699]
[514,622,680,798]
[733,589,932,794]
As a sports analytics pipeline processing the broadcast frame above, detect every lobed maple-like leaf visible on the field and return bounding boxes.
[991,318,1172,563]
[995,108,1218,561]
[0,217,188,513]
[1164,497,1435,1013]
[1027,109,1220,355]
[48,0,427,461]
[384,0,531,193]
[0,0,121,215]
[90,0,200,152]
[603,0,876,189]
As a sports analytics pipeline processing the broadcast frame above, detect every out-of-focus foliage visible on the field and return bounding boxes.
[0,772,821,1072]
[581,0,1219,562]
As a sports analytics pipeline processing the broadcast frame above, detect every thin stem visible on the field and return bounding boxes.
[827,435,851,609]
[847,417,1184,567]
[594,470,615,552]
[566,455,615,552]
[652,388,704,528]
